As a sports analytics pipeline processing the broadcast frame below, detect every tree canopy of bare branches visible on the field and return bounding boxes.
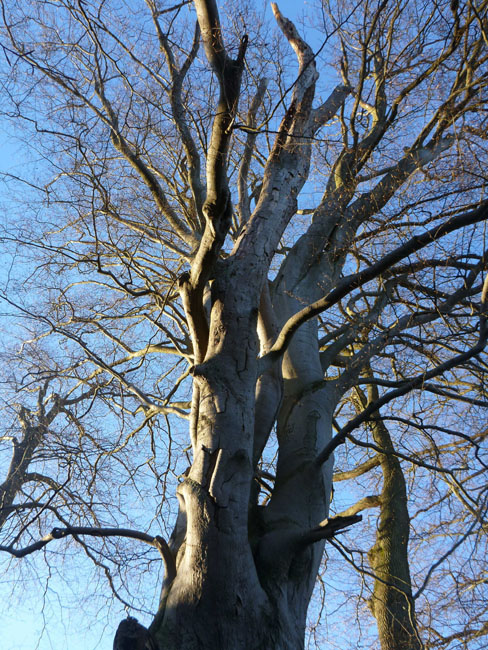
[0,1,488,648]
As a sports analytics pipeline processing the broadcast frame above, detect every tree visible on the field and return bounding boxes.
[0,0,488,648]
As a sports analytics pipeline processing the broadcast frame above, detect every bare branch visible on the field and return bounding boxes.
[261,200,488,372]
[0,525,176,580]
[300,514,363,545]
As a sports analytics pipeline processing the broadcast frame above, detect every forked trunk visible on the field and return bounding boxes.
[151,269,334,649]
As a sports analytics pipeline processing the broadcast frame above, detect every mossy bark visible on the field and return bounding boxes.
[367,384,423,650]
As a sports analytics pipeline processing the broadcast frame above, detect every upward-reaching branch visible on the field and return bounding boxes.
[193,0,247,219]
[148,2,205,227]
[232,4,335,274]
[178,0,248,363]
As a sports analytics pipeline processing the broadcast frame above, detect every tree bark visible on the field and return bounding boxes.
[365,383,424,650]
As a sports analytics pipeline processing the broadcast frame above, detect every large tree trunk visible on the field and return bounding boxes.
[151,266,328,649]
[149,5,337,646]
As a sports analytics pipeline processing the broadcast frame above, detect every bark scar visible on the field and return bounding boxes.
[208,447,226,505]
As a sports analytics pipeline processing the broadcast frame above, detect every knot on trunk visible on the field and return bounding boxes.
[113,617,158,650]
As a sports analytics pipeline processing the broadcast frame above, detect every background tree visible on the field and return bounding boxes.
[0,0,488,648]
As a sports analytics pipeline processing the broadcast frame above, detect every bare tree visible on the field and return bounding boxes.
[0,0,488,648]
